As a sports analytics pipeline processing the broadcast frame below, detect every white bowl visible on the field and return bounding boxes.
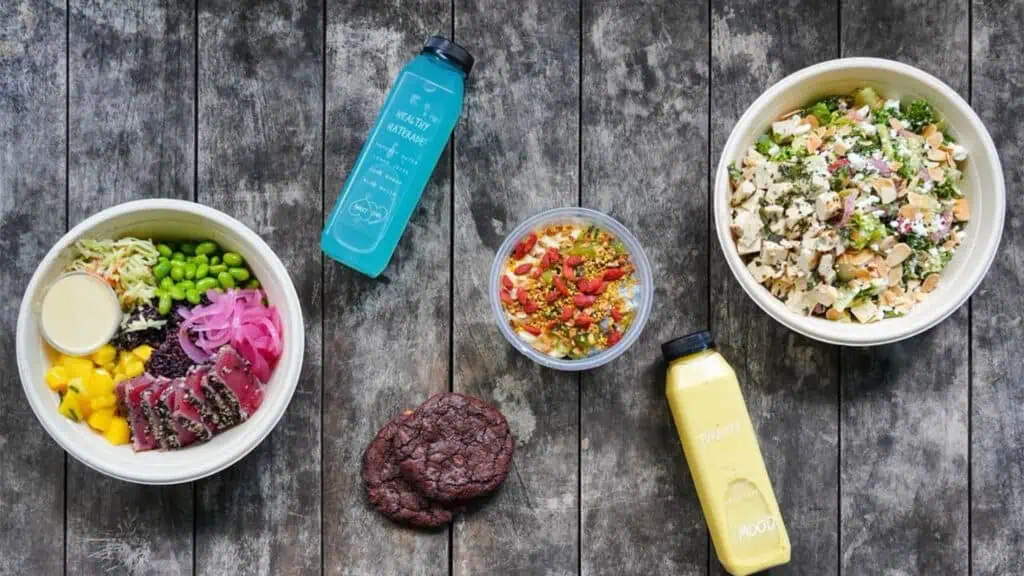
[714,58,1005,346]
[16,199,305,484]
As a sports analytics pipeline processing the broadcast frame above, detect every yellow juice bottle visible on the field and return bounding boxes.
[662,331,790,575]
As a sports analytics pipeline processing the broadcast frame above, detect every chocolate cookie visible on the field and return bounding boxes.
[362,411,456,528]
[395,392,514,503]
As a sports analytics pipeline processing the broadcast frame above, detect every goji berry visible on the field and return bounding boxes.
[523,324,541,335]
[547,248,561,264]
[524,301,538,314]
[560,306,574,321]
[513,233,538,259]
[577,278,601,294]
[514,263,532,275]
[562,261,576,281]
[573,294,597,308]
[602,268,625,281]
[502,275,514,290]
[565,255,584,266]
[593,281,607,295]
[539,252,550,270]
[611,308,623,322]
[574,315,593,328]
[530,268,541,278]
[517,289,529,305]
[546,290,560,303]
[607,330,622,345]
[500,290,514,304]
[546,320,559,330]
[553,275,570,296]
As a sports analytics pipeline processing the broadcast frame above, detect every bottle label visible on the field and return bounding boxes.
[333,71,452,253]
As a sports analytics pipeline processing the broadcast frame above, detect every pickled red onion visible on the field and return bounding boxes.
[176,289,283,382]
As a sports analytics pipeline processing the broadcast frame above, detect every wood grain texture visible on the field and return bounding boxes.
[840,1,970,574]
[0,1,66,575]
[709,1,839,574]
[453,0,580,574]
[971,1,1024,573]
[580,1,709,574]
[66,2,195,574]
[322,2,452,574]
[196,0,322,573]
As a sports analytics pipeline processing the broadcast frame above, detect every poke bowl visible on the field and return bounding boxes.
[489,207,653,371]
[715,58,1005,346]
[16,199,304,484]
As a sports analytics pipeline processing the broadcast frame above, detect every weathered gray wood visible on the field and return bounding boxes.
[322,2,452,575]
[840,1,970,573]
[971,1,1024,572]
[453,1,580,574]
[580,1,709,574]
[0,1,66,575]
[65,2,195,574]
[196,1,322,574]
[709,2,839,574]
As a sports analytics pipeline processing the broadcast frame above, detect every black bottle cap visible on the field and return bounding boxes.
[422,36,474,75]
[661,330,715,362]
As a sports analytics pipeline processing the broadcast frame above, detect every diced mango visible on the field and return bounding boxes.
[124,360,145,378]
[45,366,69,392]
[113,373,128,385]
[91,393,117,410]
[77,394,93,419]
[87,408,115,432]
[90,345,117,366]
[103,417,131,445]
[67,357,95,381]
[67,377,87,396]
[89,369,115,395]
[116,351,134,373]
[102,362,116,373]
[132,345,154,362]
[59,392,83,421]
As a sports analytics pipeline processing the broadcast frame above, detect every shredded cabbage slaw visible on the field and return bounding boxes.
[67,238,160,309]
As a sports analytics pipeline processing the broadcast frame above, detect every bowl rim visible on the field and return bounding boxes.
[714,57,1005,346]
[488,206,654,371]
[16,198,305,484]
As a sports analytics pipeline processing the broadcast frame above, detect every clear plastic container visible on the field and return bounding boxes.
[489,207,653,371]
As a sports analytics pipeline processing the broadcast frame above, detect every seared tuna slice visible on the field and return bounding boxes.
[144,378,177,450]
[171,377,211,445]
[211,346,264,421]
[119,374,157,452]
[182,366,224,432]
[199,368,242,428]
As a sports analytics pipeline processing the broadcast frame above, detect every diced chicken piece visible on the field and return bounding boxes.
[732,210,764,255]
[760,241,788,267]
[746,258,779,284]
[796,248,819,273]
[850,300,880,323]
[743,147,765,167]
[817,253,836,285]
[731,180,756,206]
[886,243,912,266]
[785,289,811,315]
[810,174,830,196]
[741,189,764,212]
[763,205,784,221]
[784,200,813,230]
[815,192,842,221]
[807,284,840,307]
[766,182,793,204]
[772,115,810,140]
[754,162,780,189]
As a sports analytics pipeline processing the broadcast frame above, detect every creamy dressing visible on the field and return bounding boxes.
[40,272,121,355]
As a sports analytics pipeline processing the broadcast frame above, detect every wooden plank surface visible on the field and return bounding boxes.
[196,0,322,573]
[840,1,970,574]
[0,1,67,575]
[322,2,452,575]
[971,1,1024,573]
[65,2,195,573]
[709,1,840,574]
[453,1,580,574]
[580,1,709,574]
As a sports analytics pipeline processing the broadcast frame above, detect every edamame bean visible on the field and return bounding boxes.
[153,261,172,279]
[229,267,250,282]
[169,286,186,301]
[195,241,218,256]
[170,266,185,281]
[195,277,219,292]
[160,277,175,290]
[209,264,227,275]
[191,254,209,265]
[222,252,244,267]
[185,288,201,305]
[195,263,209,279]
[180,242,196,255]
[217,271,236,289]
[156,244,173,258]
[176,280,195,291]
[245,278,261,289]
[209,255,221,266]
[171,252,186,262]
[184,262,197,279]
[158,294,172,315]
[158,256,170,265]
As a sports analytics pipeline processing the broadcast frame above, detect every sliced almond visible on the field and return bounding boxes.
[888,265,903,287]
[824,126,836,138]
[927,166,945,182]
[837,125,852,136]
[922,274,940,293]
[923,123,938,138]
[928,148,948,162]
[899,204,921,220]
[803,114,820,128]
[943,237,960,250]
[834,141,850,156]
[806,135,822,153]
[953,198,970,221]
[914,291,929,303]
[880,235,897,251]
[886,243,912,266]
[927,131,943,149]
[872,255,890,278]
[889,160,903,172]
[872,177,898,204]
[826,307,846,321]
[889,117,904,131]
[779,109,801,120]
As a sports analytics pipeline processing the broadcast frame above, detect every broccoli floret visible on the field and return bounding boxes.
[780,161,808,180]
[905,233,932,251]
[755,134,774,156]
[897,162,915,181]
[830,166,850,191]
[873,107,891,126]
[933,178,960,199]
[771,146,794,163]
[847,212,886,249]
[902,98,938,130]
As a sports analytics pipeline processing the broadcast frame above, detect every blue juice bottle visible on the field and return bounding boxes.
[322,36,473,277]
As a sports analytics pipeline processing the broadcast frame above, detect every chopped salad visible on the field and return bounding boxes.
[498,223,638,359]
[729,87,970,323]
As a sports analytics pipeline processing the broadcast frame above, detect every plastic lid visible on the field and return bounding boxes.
[661,330,715,362]
[422,36,474,75]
